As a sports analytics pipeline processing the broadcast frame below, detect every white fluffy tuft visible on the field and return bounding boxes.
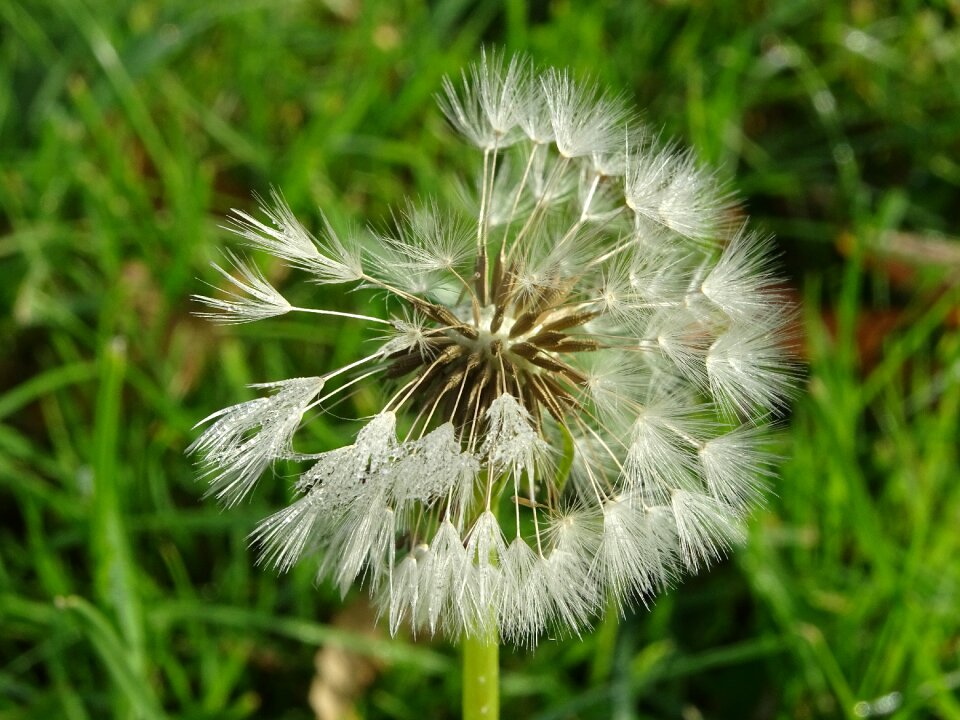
[193,51,796,646]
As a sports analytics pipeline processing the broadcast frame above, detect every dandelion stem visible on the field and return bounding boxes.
[482,143,500,303]
[462,630,499,720]
[528,474,544,556]
[497,142,539,264]
[507,155,570,260]
[321,351,385,383]
[292,307,394,325]
[580,171,601,221]
[476,148,491,304]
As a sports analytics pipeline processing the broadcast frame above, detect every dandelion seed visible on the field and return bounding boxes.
[700,226,784,320]
[625,143,733,242]
[699,425,776,511]
[189,377,325,506]
[497,538,548,645]
[227,188,363,283]
[190,52,796,645]
[671,490,746,572]
[542,509,601,632]
[192,251,292,324]
[541,69,630,159]
[438,48,526,151]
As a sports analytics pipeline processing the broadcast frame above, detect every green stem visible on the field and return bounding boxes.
[462,631,499,720]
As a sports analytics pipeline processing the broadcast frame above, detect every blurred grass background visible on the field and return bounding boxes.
[2,0,959,718]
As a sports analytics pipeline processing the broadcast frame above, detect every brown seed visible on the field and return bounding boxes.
[527,353,568,374]
[385,351,429,378]
[528,373,568,423]
[489,305,505,334]
[411,299,461,329]
[452,324,480,340]
[507,342,539,360]
[546,338,602,353]
[526,330,566,347]
[508,309,540,339]
[539,309,600,333]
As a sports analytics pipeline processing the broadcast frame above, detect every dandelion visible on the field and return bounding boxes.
[191,50,796,718]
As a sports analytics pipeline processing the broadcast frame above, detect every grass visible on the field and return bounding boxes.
[2,0,959,717]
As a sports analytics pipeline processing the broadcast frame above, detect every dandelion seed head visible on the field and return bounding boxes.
[190,52,797,645]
